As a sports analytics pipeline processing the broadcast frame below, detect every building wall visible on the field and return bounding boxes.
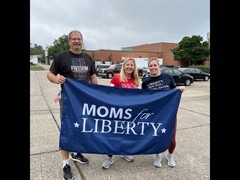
[204,59,210,67]
[124,42,182,66]
[30,55,38,64]
[127,42,178,52]
[85,41,210,67]
[85,50,94,58]
[88,50,161,64]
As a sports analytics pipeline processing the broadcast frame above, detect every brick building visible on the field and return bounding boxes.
[86,42,183,67]
[85,40,210,67]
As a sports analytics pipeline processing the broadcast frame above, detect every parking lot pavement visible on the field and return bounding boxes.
[31,69,210,180]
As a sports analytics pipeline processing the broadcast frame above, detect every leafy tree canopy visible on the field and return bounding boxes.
[47,34,70,60]
[172,35,210,66]
[30,43,44,55]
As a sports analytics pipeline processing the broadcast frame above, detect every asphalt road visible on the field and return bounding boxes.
[30,68,210,180]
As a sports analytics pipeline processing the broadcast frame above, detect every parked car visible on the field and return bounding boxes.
[98,64,144,78]
[142,68,193,86]
[95,64,111,76]
[160,65,179,69]
[178,67,210,81]
[141,65,177,75]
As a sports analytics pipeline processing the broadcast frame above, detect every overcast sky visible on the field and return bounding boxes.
[30,0,210,50]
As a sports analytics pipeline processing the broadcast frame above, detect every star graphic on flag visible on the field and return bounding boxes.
[161,128,167,133]
[74,122,80,128]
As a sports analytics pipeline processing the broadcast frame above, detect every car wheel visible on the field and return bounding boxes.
[107,73,113,79]
[185,79,191,86]
[204,76,209,81]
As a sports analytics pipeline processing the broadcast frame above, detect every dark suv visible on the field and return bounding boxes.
[98,64,143,79]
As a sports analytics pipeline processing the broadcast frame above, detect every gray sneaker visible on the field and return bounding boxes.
[102,157,114,169]
[120,155,134,162]
[166,153,176,167]
[154,156,162,168]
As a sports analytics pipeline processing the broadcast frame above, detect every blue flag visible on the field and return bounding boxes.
[60,78,182,155]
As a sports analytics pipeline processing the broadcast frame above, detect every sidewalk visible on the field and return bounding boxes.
[30,67,210,180]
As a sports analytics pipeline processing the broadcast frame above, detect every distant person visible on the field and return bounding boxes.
[101,58,140,169]
[141,57,185,168]
[47,30,98,180]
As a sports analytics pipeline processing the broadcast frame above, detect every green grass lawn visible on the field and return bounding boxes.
[30,64,45,71]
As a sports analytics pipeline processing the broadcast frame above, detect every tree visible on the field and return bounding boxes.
[30,43,44,55]
[172,35,210,66]
[47,34,86,60]
[47,34,69,60]
[30,43,45,63]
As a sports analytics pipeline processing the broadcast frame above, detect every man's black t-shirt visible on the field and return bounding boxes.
[50,50,96,82]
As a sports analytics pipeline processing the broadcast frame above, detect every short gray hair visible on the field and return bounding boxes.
[68,30,83,39]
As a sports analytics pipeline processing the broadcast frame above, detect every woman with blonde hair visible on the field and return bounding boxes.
[102,58,140,169]
[109,58,139,88]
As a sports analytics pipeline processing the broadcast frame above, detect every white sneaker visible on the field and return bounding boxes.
[166,153,176,167]
[154,156,162,168]
[120,155,134,162]
[102,157,114,169]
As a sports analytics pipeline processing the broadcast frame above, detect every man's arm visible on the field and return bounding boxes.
[47,71,65,84]
[90,74,98,84]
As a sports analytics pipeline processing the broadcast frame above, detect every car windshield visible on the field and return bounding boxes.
[178,68,188,72]
[97,64,109,68]
[109,65,116,69]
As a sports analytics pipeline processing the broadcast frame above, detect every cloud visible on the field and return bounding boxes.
[30,0,210,50]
